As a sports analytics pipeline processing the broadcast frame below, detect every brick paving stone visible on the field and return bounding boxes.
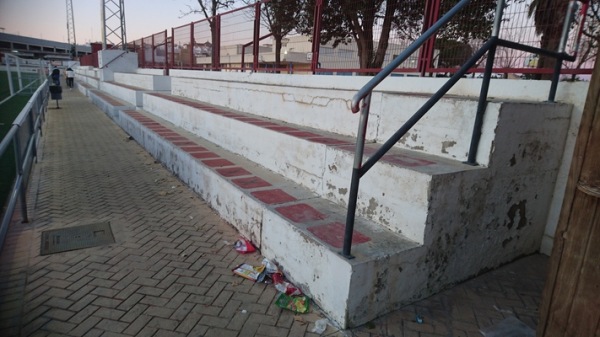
[43,308,75,321]
[199,314,230,329]
[68,316,102,336]
[205,327,239,337]
[96,318,129,333]
[174,311,202,334]
[94,307,126,320]
[122,314,152,335]
[140,295,170,307]
[147,316,179,330]
[257,324,290,337]
[69,305,99,325]
[43,319,77,334]
[186,323,209,337]
[70,293,98,311]
[145,305,175,319]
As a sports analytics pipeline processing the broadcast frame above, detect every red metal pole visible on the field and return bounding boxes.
[151,34,156,67]
[164,30,169,73]
[311,0,323,74]
[141,38,145,68]
[253,2,261,72]
[171,28,175,70]
[215,15,221,71]
[418,0,440,76]
[190,22,194,69]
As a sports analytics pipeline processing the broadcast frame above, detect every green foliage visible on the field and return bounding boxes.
[261,0,303,68]
[297,0,497,69]
[435,38,475,67]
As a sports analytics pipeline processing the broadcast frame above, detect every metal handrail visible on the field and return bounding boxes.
[99,50,129,69]
[342,0,582,258]
[0,80,49,251]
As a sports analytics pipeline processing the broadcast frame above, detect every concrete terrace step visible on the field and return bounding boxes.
[100,81,152,107]
[82,82,574,329]
[85,88,422,327]
[142,91,481,243]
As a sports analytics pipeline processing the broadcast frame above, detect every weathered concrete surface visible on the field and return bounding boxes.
[73,66,581,328]
[167,70,590,254]
[83,78,571,328]
[114,72,171,91]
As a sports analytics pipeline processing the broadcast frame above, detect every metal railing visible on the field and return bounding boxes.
[341,0,582,258]
[0,80,49,251]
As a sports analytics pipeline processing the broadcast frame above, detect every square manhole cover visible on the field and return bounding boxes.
[40,222,115,255]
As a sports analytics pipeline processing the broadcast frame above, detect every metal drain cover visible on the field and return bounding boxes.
[40,222,115,255]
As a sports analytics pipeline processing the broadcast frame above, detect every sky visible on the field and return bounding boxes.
[0,0,212,45]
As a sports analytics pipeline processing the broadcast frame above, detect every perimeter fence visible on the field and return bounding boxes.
[116,0,598,77]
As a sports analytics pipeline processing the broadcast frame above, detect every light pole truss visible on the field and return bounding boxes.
[66,0,76,57]
[101,0,127,50]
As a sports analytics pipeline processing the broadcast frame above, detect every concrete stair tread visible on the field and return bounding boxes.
[89,89,131,107]
[147,92,480,176]
[124,107,421,261]
[106,81,148,91]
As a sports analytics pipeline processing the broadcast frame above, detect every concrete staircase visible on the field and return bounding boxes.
[75,68,572,328]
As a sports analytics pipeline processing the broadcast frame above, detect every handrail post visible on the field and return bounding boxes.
[342,92,372,258]
[164,30,169,73]
[214,15,221,71]
[190,22,194,69]
[465,0,504,165]
[12,129,28,223]
[549,0,578,102]
[29,100,38,160]
[151,34,156,67]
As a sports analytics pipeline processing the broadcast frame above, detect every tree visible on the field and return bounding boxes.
[527,0,570,79]
[528,0,600,79]
[297,0,496,71]
[182,0,235,67]
[434,39,474,68]
[298,0,399,70]
[263,0,303,69]
[573,0,600,73]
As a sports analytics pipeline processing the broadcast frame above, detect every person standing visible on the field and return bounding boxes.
[65,68,75,89]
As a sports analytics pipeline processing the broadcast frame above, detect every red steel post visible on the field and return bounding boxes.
[253,2,261,72]
[190,22,195,69]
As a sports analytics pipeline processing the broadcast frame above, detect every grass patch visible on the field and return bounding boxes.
[0,70,40,102]
[0,93,32,212]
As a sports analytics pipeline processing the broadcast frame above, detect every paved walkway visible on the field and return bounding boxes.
[0,89,548,336]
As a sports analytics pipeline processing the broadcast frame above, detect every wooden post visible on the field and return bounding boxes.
[537,59,600,337]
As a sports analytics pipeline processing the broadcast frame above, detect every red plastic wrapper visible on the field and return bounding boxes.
[272,273,302,296]
[234,238,256,254]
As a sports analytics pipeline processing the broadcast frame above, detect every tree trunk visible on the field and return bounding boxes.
[274,34,282,71]
[372,0,397,69]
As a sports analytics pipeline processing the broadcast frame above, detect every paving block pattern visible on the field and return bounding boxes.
[0,91,339,337]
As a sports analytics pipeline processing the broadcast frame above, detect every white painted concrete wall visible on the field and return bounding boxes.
[86,75,575,327]
[98,50,138,72]
[167,70,589,255]
[113,72,171,91]
[99,82,144,107]
[136,68,166,76]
